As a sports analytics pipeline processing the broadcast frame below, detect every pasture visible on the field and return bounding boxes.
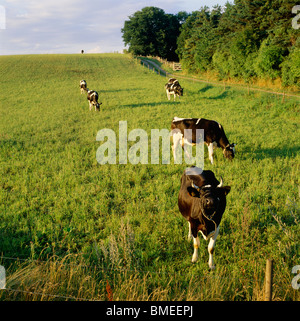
[0,53,299,301]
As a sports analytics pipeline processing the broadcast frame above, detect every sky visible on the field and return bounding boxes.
[0,0,228,55]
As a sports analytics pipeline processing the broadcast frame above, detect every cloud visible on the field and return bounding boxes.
[0,0,228,55]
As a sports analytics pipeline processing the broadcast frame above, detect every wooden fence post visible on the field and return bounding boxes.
[264,259,273,301]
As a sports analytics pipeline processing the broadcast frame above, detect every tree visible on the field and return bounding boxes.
[176,6,222,73]
[121,7,181,61]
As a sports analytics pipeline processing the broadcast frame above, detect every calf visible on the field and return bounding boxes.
[165,78,183,101]
[178,167,231,270]
[87,90,102,111]
[80,80,88,94]
[171,117,236,164]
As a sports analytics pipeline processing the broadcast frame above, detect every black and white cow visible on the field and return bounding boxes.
[178,167,231,269]
[87,90,102,111]
[165,78,183,101]
[80,80,88,94]
[171,117,236,164]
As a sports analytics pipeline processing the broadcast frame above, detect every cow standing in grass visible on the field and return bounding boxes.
[87,90,102,111]
[80,80,88,94]
[178,167,231,270]
[165,78,183,101]
[171,117,236,164]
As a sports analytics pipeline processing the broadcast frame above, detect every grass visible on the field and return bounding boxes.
[0,53,299,301]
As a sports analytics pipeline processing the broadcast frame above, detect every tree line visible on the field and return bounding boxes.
[121,1,299,88]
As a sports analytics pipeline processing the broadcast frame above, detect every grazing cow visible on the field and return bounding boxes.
[165,78,183,101]
[87,90,102,111]
[80,80,88,94]
[178,167,231,270]
[171,117,236,164]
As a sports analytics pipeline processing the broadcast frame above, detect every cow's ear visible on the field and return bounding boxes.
[187,186,200,198]
[217,186,231,196]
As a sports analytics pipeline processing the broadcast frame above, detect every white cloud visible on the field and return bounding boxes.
[0,0,228,55]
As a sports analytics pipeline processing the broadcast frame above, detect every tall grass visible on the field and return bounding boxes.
[0,53,299,300]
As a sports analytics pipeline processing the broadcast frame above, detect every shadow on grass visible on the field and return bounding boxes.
[120,101,180,109]
[206,90,229,100]
[198,85,214,93]
[249,145,300,160]
[101,88,142,93]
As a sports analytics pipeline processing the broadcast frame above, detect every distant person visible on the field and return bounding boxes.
[81,50,84,54]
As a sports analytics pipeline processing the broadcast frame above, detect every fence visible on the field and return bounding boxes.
[138,57,300,101]
[0,254,275,301]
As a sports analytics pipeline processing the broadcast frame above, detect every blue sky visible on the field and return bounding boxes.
[0,0,228,55]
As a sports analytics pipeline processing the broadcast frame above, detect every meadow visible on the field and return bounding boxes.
[0,53,299,301]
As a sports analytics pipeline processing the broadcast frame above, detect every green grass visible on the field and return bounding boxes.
[0,53,299,301]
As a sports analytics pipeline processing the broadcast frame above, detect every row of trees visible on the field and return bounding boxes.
[121,2,299,87]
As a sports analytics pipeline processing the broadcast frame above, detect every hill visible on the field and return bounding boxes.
[0,53,299,300]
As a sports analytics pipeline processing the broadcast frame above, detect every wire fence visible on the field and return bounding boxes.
[0,254,252,277]
[0,253,268,301]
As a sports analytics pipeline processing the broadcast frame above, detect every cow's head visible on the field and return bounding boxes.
[187,179,230,219]
[223,143,236,160]
[176,87,183,96]
[96,102,102,111]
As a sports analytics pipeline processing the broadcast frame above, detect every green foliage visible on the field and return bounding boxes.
[121,7,182,61]
[176,0,299,86]
[0,54,299,301]
[281,41,300,88]
[254,37,285,79]
[176,6,222,73]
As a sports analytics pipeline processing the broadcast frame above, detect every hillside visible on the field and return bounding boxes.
[0,53,299,300]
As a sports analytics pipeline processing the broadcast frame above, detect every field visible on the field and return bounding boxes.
[0,53,299,301]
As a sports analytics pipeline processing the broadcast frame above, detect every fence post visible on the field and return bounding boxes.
[264,259,273,301]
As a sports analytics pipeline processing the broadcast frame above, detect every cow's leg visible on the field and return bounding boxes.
[208,143,214,164]
[188,222,192,241]
[192,236,200,263]
[166,90,170,100]
[172,131,183,163]
[182,138,192,160]
[208,226,219,270]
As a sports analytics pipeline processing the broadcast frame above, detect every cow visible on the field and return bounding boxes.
[165,78,183,101]
[178,167,231,270]
[87,90,102,111]
[171,117,236,164]
[80,80,88,94]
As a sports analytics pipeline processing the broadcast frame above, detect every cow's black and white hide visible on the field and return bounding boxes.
[87,90,102,111]
[165,78,183,101]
